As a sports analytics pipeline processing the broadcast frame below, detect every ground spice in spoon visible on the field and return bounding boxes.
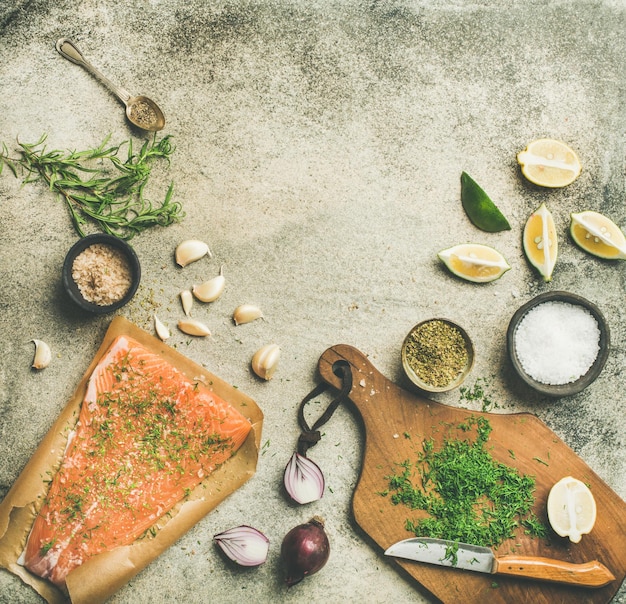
[129,100,158,128]
[404,320,469,388]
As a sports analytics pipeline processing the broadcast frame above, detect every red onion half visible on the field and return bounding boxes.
[213,525,269,567]
[283,452,325,504]
[281,516,330,586]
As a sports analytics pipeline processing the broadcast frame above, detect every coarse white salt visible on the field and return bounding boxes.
[514,301,600,385]
[72,243,132,306]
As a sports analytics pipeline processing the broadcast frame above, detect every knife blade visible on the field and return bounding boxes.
[384,538,615,588]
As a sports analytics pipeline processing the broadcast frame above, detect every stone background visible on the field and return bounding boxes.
[0,1,624,602]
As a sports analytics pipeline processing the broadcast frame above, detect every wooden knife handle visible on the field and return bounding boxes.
[494,555,615,588]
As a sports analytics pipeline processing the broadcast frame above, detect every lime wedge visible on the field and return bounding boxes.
[461,172,511,233]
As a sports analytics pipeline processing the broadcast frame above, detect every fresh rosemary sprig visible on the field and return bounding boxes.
[0,134,184,239]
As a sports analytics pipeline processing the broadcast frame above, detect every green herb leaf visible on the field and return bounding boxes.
[0,134,183,239]
[461,172,511,233]
[384,416,547,547]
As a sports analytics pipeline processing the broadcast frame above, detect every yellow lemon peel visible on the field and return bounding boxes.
[523,203,558,282]
[547,476,596,543]
[517,139,582,188]
[570,211,626,260]
[438,243,511,283]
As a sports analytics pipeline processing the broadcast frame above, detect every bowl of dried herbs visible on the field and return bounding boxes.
[401,318,474,393]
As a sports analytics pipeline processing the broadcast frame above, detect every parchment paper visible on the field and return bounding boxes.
[0,316,264,604]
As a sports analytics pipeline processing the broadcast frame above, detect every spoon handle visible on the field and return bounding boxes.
[56,38,132,104]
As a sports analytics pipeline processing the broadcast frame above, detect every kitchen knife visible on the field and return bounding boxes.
[384,538,615,588]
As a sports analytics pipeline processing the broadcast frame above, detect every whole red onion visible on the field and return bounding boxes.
[281,516,330,587]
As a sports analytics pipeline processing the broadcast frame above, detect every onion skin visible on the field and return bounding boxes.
[281,516,330,587]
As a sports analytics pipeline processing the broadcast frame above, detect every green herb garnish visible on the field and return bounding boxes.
[460,377,500,412]
[40,539,56,556]
[0,134,183,239]
[383,416,546,548]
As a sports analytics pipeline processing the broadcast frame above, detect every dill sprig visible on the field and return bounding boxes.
[384,416,547,548]
[0,134,184,239]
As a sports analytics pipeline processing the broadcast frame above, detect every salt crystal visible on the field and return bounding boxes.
[514,301,600,385]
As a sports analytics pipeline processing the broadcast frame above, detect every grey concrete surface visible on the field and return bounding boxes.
[1,0,625,602]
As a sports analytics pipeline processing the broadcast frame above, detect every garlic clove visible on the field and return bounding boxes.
[251,344,280,380]
[154,314,170,341]
[233,304,263,325]
[193,266,225,303]
[180,289,193,316]
[178,318,211,337]
[32,339,51,369]
[175,240,212,267]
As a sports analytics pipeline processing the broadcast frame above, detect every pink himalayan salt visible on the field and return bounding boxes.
[514,301,600,385]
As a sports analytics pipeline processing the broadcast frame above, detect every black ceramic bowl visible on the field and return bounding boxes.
[62,233,141,314]
[506,291,610,397]
[401,318,475,393]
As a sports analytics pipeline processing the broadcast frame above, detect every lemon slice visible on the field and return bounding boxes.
[461,172,511,232]
[523,203,558,282]
[547,476,597,543]
[570,211,626,260]
[517,139,582,188]
[438,243,511,283]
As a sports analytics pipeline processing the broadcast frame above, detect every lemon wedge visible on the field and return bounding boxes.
[523,203,558,282]
[547,476,597,543]
[570,211,626,260]
[517,139,582,188]
[438,243,511,283]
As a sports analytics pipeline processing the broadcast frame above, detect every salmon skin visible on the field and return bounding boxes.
[22,335,252,589]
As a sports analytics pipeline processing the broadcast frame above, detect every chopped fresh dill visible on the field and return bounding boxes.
[0,134,183,239]
[443,542,459,566]
[459,377,500,412]
[382,416,547,547]
[40,539,56,556]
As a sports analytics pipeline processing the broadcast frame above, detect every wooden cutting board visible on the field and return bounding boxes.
[317,345,626,604]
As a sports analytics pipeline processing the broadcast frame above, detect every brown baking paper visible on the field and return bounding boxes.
[0,316,264,604]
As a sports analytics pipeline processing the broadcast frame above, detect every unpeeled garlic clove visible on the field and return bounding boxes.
[180,289,193,316]
[193,266,225,303]
[251,344,280,380]
[154,314,170,341]
[175,240,212,267]
[178,318,211,337]
[233,304,263,325]
[32,339,51,369]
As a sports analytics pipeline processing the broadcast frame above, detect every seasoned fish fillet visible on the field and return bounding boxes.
[22,335,251,588]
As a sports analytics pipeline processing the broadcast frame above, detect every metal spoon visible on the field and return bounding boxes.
[55,38,165,132]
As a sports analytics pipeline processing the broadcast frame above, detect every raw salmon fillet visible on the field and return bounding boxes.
[22,335,251,589]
